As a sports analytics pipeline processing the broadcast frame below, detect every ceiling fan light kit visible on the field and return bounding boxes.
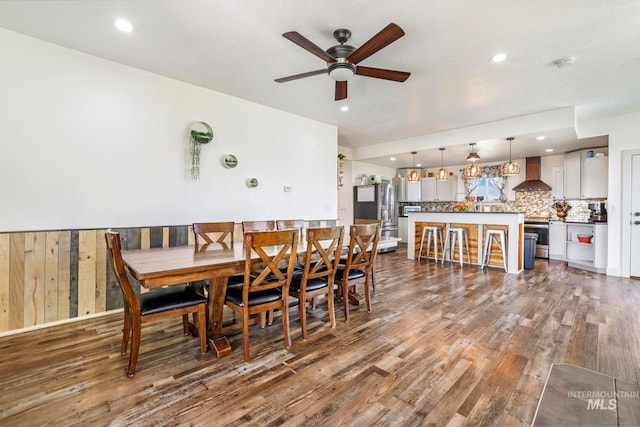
[435,148,449,181]
[275,23,410,100]
[501,137,521,176]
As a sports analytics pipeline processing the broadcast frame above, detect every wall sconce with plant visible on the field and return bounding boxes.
[189,121,213,180]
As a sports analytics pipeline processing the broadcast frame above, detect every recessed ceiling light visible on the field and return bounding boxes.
[114,19,134,33]
[416,163,422,167]
[390,157,396,161]
[340,105,349,112]
[536,136,545,141]
[545,148,554,153]
[491,53,507,63]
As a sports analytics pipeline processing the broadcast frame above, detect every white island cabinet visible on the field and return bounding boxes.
[407,211,524,274]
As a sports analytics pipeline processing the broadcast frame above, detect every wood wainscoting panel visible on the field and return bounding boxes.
[0,234,9,331]
[0,222,330,334]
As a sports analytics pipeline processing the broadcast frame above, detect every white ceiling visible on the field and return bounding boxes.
[0,0,637,168]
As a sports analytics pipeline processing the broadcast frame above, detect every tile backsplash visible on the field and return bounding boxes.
[399,191,605,222]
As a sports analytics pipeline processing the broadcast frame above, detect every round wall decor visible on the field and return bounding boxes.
[222,154,238,168]
[246,178,259,188]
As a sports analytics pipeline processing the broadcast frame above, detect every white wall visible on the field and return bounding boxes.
[0,29,338,231]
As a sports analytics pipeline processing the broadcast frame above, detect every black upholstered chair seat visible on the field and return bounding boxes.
[139,284,209,316]
[335,265,365,281]
[225,285,282,307]
[289,275,328,293]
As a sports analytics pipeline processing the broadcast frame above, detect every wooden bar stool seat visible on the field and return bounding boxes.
[417,225,444,262]
[482,228,507,272]
[442,227,471,267]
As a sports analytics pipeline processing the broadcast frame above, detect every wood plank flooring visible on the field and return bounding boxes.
[1,246,639,426]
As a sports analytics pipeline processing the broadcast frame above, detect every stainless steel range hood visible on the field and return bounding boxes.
[512,157,552,191]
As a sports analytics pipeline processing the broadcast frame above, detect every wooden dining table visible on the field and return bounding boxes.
[121,236,399,357]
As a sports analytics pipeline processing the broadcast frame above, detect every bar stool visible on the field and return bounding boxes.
[442,227,471,267]
[417,225,444,262]
[482,228,507,272]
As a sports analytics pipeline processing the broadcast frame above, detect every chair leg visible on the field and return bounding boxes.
[457,230,463,267]
[341,283,350,322]
[127,316,141,377]
[121,307,131,355]
[198,305,207,354]
[500,233,508,272]
[242,309,251,362]
[300,296,308,340]
[260,312,267,328]
[182,314,189,335]
[282,302,291,349]
[327,287,336,329]
[364,276,372,313]
[464,231,471,264]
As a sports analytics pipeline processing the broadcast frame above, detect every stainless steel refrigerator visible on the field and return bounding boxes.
[353,183,398,252]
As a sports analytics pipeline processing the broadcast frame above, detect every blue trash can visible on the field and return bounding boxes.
[524,232,538,270]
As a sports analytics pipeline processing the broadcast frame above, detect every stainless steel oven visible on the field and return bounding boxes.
[524,221,549,259]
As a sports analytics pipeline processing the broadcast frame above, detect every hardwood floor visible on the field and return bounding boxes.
[1,246,639,426]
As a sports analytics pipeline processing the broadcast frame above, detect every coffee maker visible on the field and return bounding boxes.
[589,202,607,222]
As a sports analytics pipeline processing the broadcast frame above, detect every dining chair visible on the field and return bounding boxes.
[334,222,380,322]
[193,221,235,248]
[276,219,305,232]
[104,230,208,377]
[224,229,299,362]
[192,221,245,302]
[242,220,276,232]
[289,226,344,340]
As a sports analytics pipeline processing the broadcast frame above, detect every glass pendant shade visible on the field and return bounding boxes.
[435,148,449,181]
[407,151,421,182]
[501,137,521,176]
[463,163,482,179]
[466,143,480,162]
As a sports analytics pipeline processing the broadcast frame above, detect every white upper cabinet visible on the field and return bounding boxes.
[552,167,565,199]
[564,149,608,199]
[582,156,608,198]
[564,151,582,199]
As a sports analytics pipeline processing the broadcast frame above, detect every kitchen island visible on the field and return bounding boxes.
[407,211,525,274]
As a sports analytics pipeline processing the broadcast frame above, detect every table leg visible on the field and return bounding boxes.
[207,276,232,357]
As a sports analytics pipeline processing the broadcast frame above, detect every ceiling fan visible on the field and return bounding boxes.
[275,23,411,101]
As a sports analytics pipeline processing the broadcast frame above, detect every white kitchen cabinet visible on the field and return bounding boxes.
[552,167,564,199]
[406,181,421,202]
[420,177,437,201]
[566,222,607,273]
[564,149,608,199]
[419,175,458,201]
[549,220,566,260]
[398,216,408,243]
[564,151,582,199]
[582,156,608,198]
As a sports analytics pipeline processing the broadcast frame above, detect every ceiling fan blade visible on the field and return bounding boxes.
[356,66,410,82]
[335,81,347,101]
[275,69,327,83]
[282,31,337,63]
[347,23,405,64]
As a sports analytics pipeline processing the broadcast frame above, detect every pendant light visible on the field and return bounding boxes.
[465,142,481,162]
[500,137,521,176]
[407,151,421,182]
[463,143,482,179]
[435,148,449,181]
